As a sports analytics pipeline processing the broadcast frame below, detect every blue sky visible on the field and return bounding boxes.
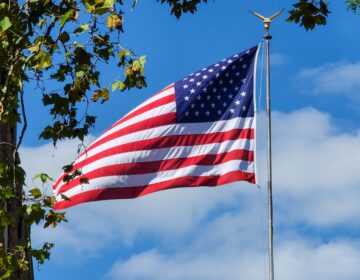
[20,1,360,279]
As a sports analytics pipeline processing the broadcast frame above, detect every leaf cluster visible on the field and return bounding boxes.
[287,0,330,30]
[156,0,208,18]
[0,166,67,277]
[346,0,360,14]
[0,0,148,146]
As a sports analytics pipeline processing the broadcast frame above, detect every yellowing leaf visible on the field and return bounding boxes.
[0,16,12,32]
[112,81,125,92]
[33,51,52,69]
[139,55,147,65]
[118,49,130,59]
[28,44,41,53]
[104,0,115,6]
[91,88,110,103]
[106,14,123,30]
[101,88,110,102]
[132,60,141,71]
[38,18,47,27]
[125,67,133,75]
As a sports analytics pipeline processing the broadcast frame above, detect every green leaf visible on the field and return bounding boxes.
[29,188,42,199]
[0,187,15,199]
[60,9,75,27]
[0,16,12,32]
[33,51,52,69]
[112,81,126,91]
[0,210,14,228]
[75,70,85,78]
[74,24,89,34]
[62,164,73,173]
[60,194,70,201]
[93,0,115,15]
[33,173,53,184]
[30,243,54,264]
[31,248,49,264]
[44,211,67,228]
[83,1,96,12]
[27,203,46,225]
[80,177,89,184]
[59,31,70,43]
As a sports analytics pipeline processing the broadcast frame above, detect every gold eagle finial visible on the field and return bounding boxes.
[250,8,285,31]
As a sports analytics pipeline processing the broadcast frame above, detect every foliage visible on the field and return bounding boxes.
[156,0,208,18]
[346,0,360,14]
[287,0,330,30]
[0,165,65,279]
[287,0,360,30]
[0,0,147,277]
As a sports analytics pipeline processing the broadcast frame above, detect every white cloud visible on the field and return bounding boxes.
[272,108,360,227]
[107,236,360,280]
[106,200,269,280]
[297,61,360,97]
[31,184,259,259]
[276,239,360,280]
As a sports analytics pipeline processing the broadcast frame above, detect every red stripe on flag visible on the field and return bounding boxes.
[54,128,254,190]
[79,94,175,158]
[54,170,255,210]
[81,111,176,157]
[57,149,254,194]
[109,94,175,131]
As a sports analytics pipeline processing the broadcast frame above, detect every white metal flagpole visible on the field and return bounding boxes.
[250,8,284,280]
[265,30,275,280]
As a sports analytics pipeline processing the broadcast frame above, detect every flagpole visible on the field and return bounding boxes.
[250,8,284,280]
[264,31,274,280]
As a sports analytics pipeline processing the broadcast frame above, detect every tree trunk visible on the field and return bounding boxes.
[0,0,34,278]
[0,123,33,280]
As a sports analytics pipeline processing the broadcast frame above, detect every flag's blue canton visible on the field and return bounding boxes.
[175,46,258,123]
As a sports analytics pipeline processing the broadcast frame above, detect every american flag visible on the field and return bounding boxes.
[53,45,259,210]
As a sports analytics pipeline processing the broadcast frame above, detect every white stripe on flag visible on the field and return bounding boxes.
[74,116,254,165]
[56,159,255,202]
[54,138,254,193]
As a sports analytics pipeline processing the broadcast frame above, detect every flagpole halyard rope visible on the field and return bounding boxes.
[256,41,267,280]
